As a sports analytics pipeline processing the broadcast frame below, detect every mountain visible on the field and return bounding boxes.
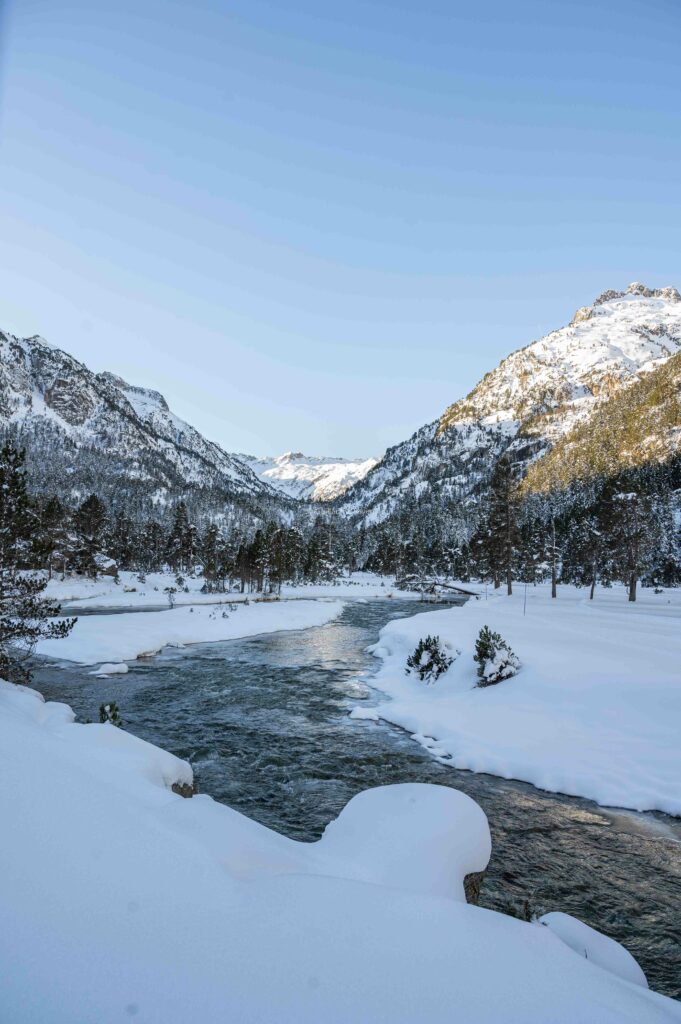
[0,330,287,523]
[242,452,379,501]
[339,283,681,527]
[522,348,681,494]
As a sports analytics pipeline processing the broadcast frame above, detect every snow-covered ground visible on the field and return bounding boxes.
[38,597,345,665]
[357,583,681,816]
[1,680,678,1023]
[44,569,409,611]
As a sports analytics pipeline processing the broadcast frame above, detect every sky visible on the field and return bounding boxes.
[0,0,680,459]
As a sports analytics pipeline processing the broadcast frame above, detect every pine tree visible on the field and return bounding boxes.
[0,444,75,683]
[73,494,108,578]
[165,502,190,572]
[486,455,518,595]
[603,486,657,602]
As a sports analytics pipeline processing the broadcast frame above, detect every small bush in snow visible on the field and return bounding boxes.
[406,635,453,684]
[474,626,520,686]
[99,702,122,727]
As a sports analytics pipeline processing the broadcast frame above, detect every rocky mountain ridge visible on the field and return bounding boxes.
[339,283,681,526]
[243,451,379,501]
[0,330,286,523]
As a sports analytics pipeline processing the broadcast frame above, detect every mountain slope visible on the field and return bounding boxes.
[339,283,681,526]
[243,452,379,501]
[522,349,681,494]
[0,330,285,520]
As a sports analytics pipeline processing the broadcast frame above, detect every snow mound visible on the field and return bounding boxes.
[89,662,129,677]
[319,783,490,902]
[540,912,648,989]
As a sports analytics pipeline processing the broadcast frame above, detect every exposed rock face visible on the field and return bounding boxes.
[171,781,196,798]
[464,871,485,905]
[44,378,95,425]
[569,306,592,326]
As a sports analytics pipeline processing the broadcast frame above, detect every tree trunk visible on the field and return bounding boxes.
[550,519,557,599]
[628,573,637,602]
[506,565,512,596]
[589,577,596,601]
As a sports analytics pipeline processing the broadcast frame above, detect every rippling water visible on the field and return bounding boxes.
[34,598,681,998]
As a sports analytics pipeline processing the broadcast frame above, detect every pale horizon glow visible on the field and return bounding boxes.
[0,0,680,458]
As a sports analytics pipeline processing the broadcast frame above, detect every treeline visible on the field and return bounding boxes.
[360,453,681,601]
[6,439,681,604]
[25,482,353,593]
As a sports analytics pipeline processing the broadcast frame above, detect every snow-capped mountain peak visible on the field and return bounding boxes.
[439,283,681,438]
[243,451,379,501]
[340,283,681,525]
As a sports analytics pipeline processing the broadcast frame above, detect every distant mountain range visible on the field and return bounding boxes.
[2,281,680,536]
[242,452,378,501]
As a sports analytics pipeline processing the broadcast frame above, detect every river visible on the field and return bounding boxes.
[33,597,681,998]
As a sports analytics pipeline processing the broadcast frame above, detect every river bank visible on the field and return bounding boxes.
[31,599,681,999]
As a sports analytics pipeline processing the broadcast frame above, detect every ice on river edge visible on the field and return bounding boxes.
[1,680,679,1022]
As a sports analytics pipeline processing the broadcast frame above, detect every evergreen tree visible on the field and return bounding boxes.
[73,494,108,577]
[165,502,190,572]
[486,455,518,594]
[0,444,75,683]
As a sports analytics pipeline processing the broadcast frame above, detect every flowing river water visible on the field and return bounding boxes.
[34,598,681,998]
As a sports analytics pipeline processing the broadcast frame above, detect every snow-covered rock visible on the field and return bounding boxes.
[1,680,677,1022]
[89,662,129,677]
[242,451,379,501]
[340,284,681,526]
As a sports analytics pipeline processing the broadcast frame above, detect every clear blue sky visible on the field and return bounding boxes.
[1,0,679,457]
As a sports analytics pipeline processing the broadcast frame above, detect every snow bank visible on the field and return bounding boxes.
[1,681,677,1022]
[539,912,649,989]
[360,583,681,815]
[44,570,412,612]
[38,598,345,665]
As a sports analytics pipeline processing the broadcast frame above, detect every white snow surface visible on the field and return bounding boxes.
[38,596,345,665]
[539,912,649,989]
[360,583,681,815]
[1,680,678,1023]
[243,451,379,500]
[89,662,129,677]
[43,569,410,611]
